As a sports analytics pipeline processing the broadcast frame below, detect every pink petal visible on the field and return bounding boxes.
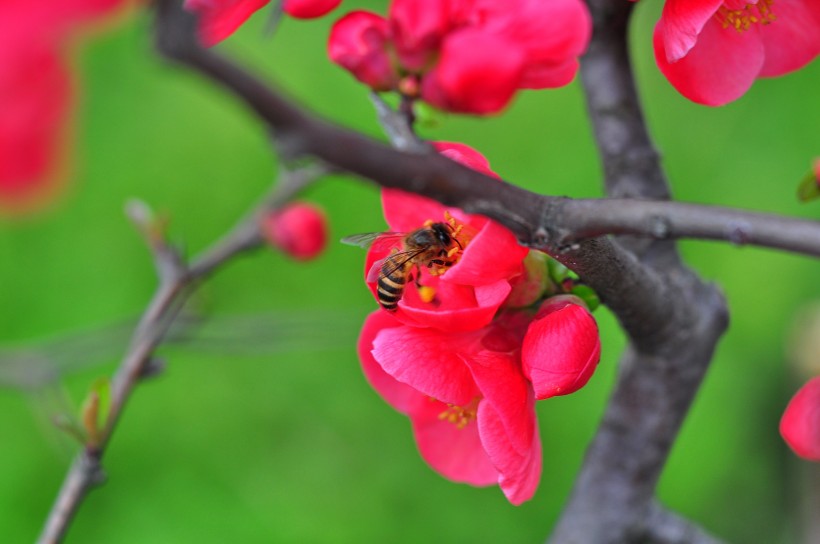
[397,280,511,332]
[410,397,499,486]
[381,188,456,232]
[461,349,535,456]
[372,325,481,406]
[657,0,724,62]
[780,376,820,461]
[654,15,764,106]
[758,0,820,77]
[472,0,590,89]
[185,0,270,46]
[422,28,526,114]
[328,11,397,91]
[477,400,542,505]
[283,0,341,19]
[521,302,601,400]
[389,0,451,71]
[443,219,527,286]
[358,311,425,414]
[433,141,499,179]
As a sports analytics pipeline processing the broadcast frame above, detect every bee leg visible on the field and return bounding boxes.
[412,264,423,289]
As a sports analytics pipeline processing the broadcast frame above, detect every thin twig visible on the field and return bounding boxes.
[36,165,324,544]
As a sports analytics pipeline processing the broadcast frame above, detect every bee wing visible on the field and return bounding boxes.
[341,232,406,253]
[366,248,427,284]
[366,258,386,283]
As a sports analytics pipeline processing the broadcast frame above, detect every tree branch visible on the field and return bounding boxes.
[36,165,323,544]
[550,1,729,542]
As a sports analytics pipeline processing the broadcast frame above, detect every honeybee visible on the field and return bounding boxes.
[342,216,466,311]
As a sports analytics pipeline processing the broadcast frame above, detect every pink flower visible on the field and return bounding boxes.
[186,0,341,46]
[359,300,600,503]
[350,140,602,501]
[358,310,542,504]
[328,0,591,114]
[262,202,329,260]
[780,376,820,461]
[653,0,820,105]
[0,0,124,213]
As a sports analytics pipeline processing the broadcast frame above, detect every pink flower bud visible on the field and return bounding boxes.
[503,251,550,309]
[521,299,601,400]
[262,202,328,261]
[814,158,820,187]
[328,11,397,91]
[780,376,820,461]
[283,0,341,19]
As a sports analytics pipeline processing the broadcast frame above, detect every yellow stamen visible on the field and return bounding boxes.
[437,398,480,429]
[418,285,436,302]
[716,0,776,33]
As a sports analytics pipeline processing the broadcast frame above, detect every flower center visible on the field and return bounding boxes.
[437,397,480,429]
[716,0,776,33]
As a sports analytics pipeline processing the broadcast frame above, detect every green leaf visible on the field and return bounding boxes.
[570,284,600,312]
[80,377,112,447]
[797,171,820,202]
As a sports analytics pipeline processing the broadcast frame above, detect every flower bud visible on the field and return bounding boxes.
[504,251,551,309]
[328,11,397,92]
[283,0,341,19]
[780,376,820,461]
[262,202,328,261]
[521,299,600,400]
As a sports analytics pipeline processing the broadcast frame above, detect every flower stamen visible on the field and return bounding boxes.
[437,397,480,429]
[716,0,776,33]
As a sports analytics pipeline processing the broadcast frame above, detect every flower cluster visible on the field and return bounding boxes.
[356,142,601,504]
[650,0,820,105]
[781,376,820,461]
[328,0,591,114]
[185,0,342,46]
[0,0,124,213]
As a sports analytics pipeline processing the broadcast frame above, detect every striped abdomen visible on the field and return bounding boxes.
[377,255,414,311]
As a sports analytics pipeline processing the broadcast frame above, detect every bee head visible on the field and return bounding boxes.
[431,223,454,246]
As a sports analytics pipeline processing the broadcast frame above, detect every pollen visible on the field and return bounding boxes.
[438,398,480,429]
[418,285,437,303]
[716,0,776,33]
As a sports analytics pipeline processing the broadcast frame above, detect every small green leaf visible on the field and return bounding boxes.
[547,259,570,285]
[797,171,820,202]
[80,377,111,448]
[570,284,600,312]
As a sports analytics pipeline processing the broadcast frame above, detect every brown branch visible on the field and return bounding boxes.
[36,165,324,544]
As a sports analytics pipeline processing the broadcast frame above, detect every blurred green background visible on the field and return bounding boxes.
[2,1,819,542]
